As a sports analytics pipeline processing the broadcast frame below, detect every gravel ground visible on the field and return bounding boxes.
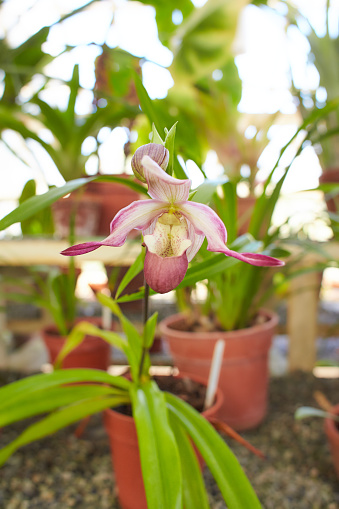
[0,371,338,509]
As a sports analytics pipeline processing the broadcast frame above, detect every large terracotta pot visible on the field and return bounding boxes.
[42,317,111,370]
[103,374,223,509]
[324,404,339,479]
[52,193,101,238]
[159,309,278,431]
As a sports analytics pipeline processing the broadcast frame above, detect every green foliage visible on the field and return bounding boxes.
[0,26,51,103]
[0,174,147,232]
[0,302,262,508]
[19,180,54,235]
[2,264,77,336]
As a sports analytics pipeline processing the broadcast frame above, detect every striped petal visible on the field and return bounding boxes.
[181,201,284,268]
[142,155,191,203]
[61,199,167,257]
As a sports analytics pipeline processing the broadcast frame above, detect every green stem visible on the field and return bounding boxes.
[138,279,150,380]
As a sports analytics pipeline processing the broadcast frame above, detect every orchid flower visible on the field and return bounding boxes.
[61,156,284,293]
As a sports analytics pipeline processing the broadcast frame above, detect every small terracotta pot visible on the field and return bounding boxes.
[159,309,278,431]
[324,404,339,479]
[85,178,141,236]
[103,374,223,509]
[42,317,111,370]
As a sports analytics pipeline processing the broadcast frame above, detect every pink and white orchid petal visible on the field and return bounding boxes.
[222,249,285,267]
[108,199,168,246]
[142,155,191,204]
[186,221,205,262]
[144,250,189,294]
[61,199,167,257]
[61,241,103,256]
[181,202,284,268]
[180,201,228,250]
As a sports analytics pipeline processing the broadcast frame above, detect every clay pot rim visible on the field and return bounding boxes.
[159,308,279,341]
[104,371,224,424]
[42,317,104,340]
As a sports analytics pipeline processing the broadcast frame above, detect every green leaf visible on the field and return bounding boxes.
[130,381,182,509]
[0,384,128,428]
[151,123,165,145]
[192,177,227,205]
[0,178,89,231]
[164,122,177,176]
[169,416,209,509]
[133,72,163,134]
[295,406,339,422]
[0,395,126,467]
[115,249,144,299]
[0,174,147,231]
[144,312,159,349]
[0,369,131,411]
[166,393,262,509]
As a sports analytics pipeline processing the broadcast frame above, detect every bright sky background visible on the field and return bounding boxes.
[0,0,334,238]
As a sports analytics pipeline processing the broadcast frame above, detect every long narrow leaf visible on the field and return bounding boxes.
[0,395,126,467]
[0,369,131,410]
[115,249,144,299]
[166,393,262,509]
[0,385,128,427]
[170,415,209,509]
[130,382,182,509]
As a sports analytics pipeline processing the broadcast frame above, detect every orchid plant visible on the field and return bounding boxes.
[0,127,287,508]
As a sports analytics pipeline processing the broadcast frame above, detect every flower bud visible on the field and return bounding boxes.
[131,143,169,183]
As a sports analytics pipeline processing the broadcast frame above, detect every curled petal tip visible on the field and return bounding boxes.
[228,250,285,267]
[61,242,102,256]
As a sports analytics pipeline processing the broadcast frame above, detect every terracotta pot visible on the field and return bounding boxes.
[42,317,111,370]
[85,178,141,236]
[103,374,223,509]
[319,168,339,213]
[159,309,278,431]
[237,196,256,235]
[52,193,101,238]
[324,404,339,479]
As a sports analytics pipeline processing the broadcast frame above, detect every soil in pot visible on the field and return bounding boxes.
[159,309,278,431]
[104,374,222,509]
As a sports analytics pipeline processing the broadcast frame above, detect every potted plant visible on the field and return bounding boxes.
[60,129,284,439]
[2,262,111,370]
[0,289,262,509]
[0,60,143,237]
[0,139,270,507]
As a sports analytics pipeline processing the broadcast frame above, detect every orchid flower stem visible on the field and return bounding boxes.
[138,279,150,380]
